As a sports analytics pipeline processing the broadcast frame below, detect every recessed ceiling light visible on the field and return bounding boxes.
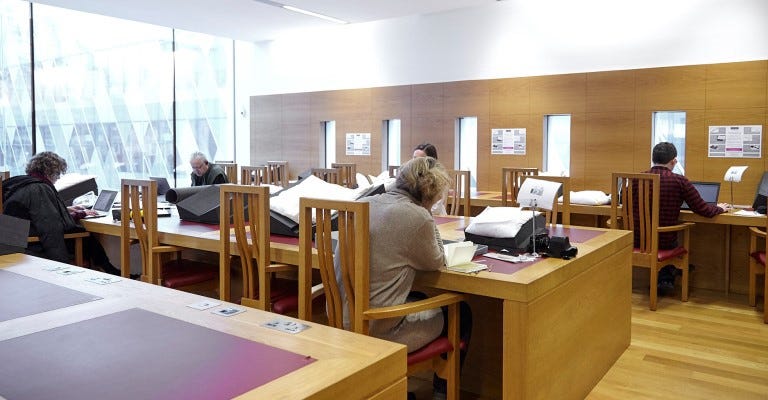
[251,0,347,24]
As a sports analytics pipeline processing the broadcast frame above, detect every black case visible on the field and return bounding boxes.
[464,214,547,254]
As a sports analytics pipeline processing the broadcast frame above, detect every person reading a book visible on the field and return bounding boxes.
[189,151,228,186]
[412,142,448,215]
[358,156,472,400]
[1,152,120,275]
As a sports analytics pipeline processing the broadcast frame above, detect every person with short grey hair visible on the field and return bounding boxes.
[189,151,228,186]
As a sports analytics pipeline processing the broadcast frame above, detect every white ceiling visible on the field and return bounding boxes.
[33,0,496,42]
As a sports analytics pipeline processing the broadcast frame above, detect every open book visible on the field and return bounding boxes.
[444,241,488,273]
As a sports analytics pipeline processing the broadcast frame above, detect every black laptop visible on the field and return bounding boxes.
[681,182,720,210]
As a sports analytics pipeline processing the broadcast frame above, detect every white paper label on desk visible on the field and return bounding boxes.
[85,276,122,285]
[211,307,246,317]
[187,300,221,310]
[262,318,310,334]
[56,267,86,275]
[43,264,67,272]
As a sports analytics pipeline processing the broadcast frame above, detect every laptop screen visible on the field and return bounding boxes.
[149,177,171,195]
[92,190,118,212]
[681,182,720,210]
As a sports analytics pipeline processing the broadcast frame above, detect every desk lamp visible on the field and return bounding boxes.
[517,178,562,257]
[723,166,748,206]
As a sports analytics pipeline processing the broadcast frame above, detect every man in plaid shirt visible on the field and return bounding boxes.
[639,142,730,293]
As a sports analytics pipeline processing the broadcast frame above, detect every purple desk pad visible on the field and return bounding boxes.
[0,308,315,400]
[0,269,101,322]
[473,227,604,275]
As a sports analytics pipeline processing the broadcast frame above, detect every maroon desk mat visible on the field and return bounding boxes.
[0,308,316,400]
[472,227,605,275]
[0,269,101,323]
[269,234,300,246]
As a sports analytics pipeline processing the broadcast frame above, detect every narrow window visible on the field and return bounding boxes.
[457,117,478,190]
[543,115,571,176]
[382,119,401,172]
[652,111,686,174]
[322,120,336,168]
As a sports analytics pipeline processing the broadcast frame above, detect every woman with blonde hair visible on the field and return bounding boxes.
[358,156,471,399]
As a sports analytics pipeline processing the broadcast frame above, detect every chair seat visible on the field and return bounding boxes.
[407,337,466,365]
[750,251,766,265]
[161,260,218,288]
[633,246,688,262]
[272,292,325,315]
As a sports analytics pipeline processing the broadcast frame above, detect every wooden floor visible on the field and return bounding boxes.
[410,287,768,400]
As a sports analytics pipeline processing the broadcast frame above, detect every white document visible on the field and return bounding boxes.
[517,178,562,210]
[724,166,748,182]
[444,242,488,273]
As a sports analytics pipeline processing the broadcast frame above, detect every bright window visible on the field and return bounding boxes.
[543,115,571,176]
[383,119,401,171]
[323,120,336,168]
[457,117,477,189]
[652,111,686,175]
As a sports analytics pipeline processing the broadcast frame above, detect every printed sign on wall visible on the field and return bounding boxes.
[708,125,762,158]
[345,133,371,156]
[491,128,526,155]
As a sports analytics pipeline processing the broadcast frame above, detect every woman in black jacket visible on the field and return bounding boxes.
[2,151,119,275]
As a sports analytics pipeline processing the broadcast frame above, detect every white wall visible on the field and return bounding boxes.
[251,0,768,95]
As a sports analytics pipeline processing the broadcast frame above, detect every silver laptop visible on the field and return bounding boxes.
[82,190,118,218]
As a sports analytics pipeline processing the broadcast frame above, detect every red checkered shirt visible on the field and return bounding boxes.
[634,166,724,249]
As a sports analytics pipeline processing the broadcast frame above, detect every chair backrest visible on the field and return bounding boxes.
[240,165,268,186]
[216,162,238,183]
[298,198,370,333]
[501,167,538,206]
[311,168,340,185]
[0,171,9,211]
[520,175,571,225]
[610,172,660,255]
[331,163,357,188]
[219,184,271,310]
[120,179,159,282]
[446,170,471,217]
[266,161,289,188]
[388,165,400,178]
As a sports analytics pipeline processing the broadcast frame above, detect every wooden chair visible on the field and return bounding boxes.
[27,232,90,267]
[520,175,571,225]
[240,165,268,186]
[501,167,538,206]
[218,184,297,309]
[747,213,768,323]
[311,168,340,185]
[610,172,693,311]
[120,178,217,289]
[267,161,289,188]
[297,197,465,400]
[216,162,238,183]
[445,170,471,217]
[388,165,400,178]
[2,171,89,267]
[331,162,357,188]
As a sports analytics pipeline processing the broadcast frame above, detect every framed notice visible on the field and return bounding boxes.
[708,125,762,158]
[491,128,526,155]
[345,133,371,156]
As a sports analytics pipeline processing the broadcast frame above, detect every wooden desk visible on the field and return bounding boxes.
[83,214,633,400]
[468,190,767,294]
[0,253,406,400]
[81,215,313,301]
[425,217,633,399]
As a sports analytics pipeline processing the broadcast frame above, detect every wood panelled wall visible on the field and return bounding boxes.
[251,60,768,205]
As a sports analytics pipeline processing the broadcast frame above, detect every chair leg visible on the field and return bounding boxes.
[649,266,658,311]
[748,261,757,307]
[681,259,689,303]
[74,237,84,267]
[763,268,767,324]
